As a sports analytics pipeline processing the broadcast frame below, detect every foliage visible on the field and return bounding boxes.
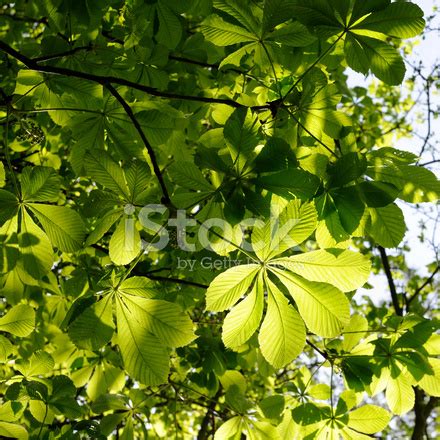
[0,0,439,439]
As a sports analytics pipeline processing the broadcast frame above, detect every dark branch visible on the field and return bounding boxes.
[412,388,439,440]
[378,246,403,316]
[0,40,244,108]
[33,44,94,62]
[105,83,172,207]
[407,265,439,309]
[197,388,222,440]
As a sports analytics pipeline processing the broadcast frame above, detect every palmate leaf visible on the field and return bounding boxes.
[222,276,264,349]
[0,190,18,226]
[0,304,35,337]
[205,264,260,311]
[213,0,260,34]
[19,209,53,280]
[156,1,182,49]
[0,422,28,440]
[28,204,86,253]
[258,277,306,368]
[353,2,425,39]
[265,22,316,47]
[345,35,405,85]
[418,358,440,397]
[274,249,371,292]
[115,297,169,386]
[168,161,214,191]
[200,15,258,46]
[109,218,142,265]
[214,416,243,440]
[386,374,415,415]
[117,276,158,299]
[20,166,61,202]
[124,160,151,204]
[347,404,391,434]
[271,268,350,337]
[368,203,406,248]
[251,200,317,261]
[262,0,297,32]
[367,164,440,203]
[115,290,194,386]
[84,150,130,199]
[256,168,320,200]
[85,209,123,247]
[68,296,115,351]
[118,295,195,348]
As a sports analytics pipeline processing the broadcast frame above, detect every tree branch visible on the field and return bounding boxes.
[378,246,403,316]
[197,388,222,440]
[105,83,172,206]
[407,265,439,309]
[0,40,244,108]
[412,388,439,440]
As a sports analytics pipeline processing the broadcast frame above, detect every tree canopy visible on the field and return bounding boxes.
[0,0,439,439]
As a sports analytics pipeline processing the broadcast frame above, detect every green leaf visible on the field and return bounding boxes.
[262,0,297,32]
[222,276,264,349]
[118,295,195,347]
[258,277,306,368]
[19,209,53,279]
[256,169,320,200]
[116,297,169,386]
[124,160,151,204]
[20,166,61,202]
[84,150,130,198]
[346,35,405,85]
[118,276,158,299]
[213,0,260,33]
[156,1,182,49]
[368,204,406,248]
[0,190,18,226]
[252,200,317,260]
[327,153,367,188]
[214,416,243,440]
[16,350,54,377]
[386,375,415,415]
[274,249,371,292]
[224,108,260,170]
[0,304,35,337]
[168,161,214,191]
[272,268,350,337]
[292,1,342,34]
[28,204,86,252]
[296,84,351,140]
[418,358,440,397]
[354,2,425,39]
[0,421,28,440]
[347,404,391,434]
[205,264,260,311]
[343,314,368,352]
[68,296,115,351]
[0,335,13,362]
[109,218,142,265]
[85,209,123,247]
[0,162,5,187]
[357,181,399,207]
[367,164,440,203]
[200,15,258,46]
[266,22,317,47]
